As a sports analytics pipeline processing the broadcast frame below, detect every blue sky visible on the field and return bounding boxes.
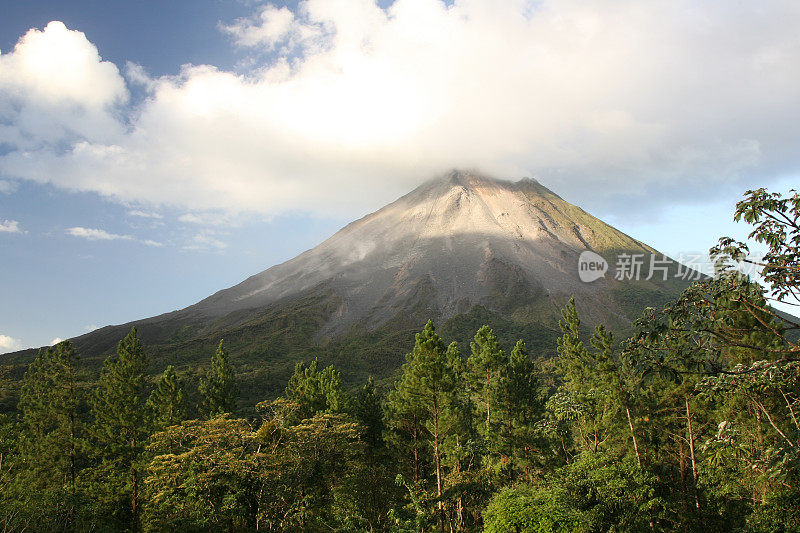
[0,1,250,77]
[1,0,799,352]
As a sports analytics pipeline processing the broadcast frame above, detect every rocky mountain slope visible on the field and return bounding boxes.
[191,172,655,326]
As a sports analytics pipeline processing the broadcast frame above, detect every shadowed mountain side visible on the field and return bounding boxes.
[49,233,685,351]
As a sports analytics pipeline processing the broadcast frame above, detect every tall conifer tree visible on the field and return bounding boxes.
[17,341,83,530]
[468,326,505,434]
[199,340,238,417]
[89,327,149,531]
[146,365,186,431]
[284,358,347,421]
[388,320,458,531]
[498,340,545,480]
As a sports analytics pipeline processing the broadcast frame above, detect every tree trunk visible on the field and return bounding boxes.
[69,410,76,530]
[454,434,464,531]
[507,417,515,480]
[412,414,420,483]
[432,397,445,533]
[132,465,139,533]
[679,440,689,532]
[486,369,492,430]
[685,396,702,526]
[625,404,642,467]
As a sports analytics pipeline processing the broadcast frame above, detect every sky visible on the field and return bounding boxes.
[1,0,799,353]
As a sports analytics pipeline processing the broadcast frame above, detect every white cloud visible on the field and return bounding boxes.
[178,214,204,224]
[183,232,228,251]
[50,337,64,345]
[222,5,298,49]
[128,209,163,219]
[0,219,22,233]
[66,226,132,241]
[0,334,21,354]
[0,180,16,194]
[0,21,127,150]
[65,226,162,246]
[1,3,800,217]
[178,212,235,226]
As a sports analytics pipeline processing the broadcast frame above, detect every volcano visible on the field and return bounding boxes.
[7,171,691,400]
[188,171,659,328]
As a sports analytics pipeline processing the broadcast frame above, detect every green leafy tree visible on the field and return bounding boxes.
[626,274,793,527]
[352,377,384,450]
[620,187,800,529]
[144,416,258,531]
[483,452,667,533]
[0,413,24,532]
[386,370,430,488]
[556,300,643,461]
[697,360,800,531]
[145,411,365,532]
[440,342,485,530]
[199,340,238,417]
[713,187,799,310]
[278,413,365,530]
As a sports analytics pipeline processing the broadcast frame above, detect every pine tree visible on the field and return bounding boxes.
[0,406,23,531]
[348,376,397,527]
[386,370,429,486]
[555,299,612,455]
[389,320,458,532]
[17,341,83,530]
[89,327,149,531]
[352,377,384,450]
[199,340,238,417]
[440,341,481,531]
[468,325,505,435]
[501,340,545,480]
[146,365,186,431]
[284,358,348,422]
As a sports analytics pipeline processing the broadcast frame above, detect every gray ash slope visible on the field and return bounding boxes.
[181,170,678,331]
[6,171,690,393]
